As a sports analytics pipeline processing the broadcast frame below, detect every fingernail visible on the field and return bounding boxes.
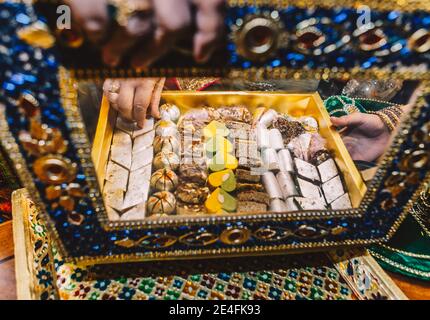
[132,59,150,69]
[131,60,143,69]
[132,55,156,69]
[85,20,104,43]
[126,17,151,37]
[195,53,210,64]
[195,46,215,64]
[86,19,102,32]
[105,56,120,67]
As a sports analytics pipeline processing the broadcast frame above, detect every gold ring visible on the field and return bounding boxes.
[109,81,121,94]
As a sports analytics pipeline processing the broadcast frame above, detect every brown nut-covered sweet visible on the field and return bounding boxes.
[272,118,305,143]
[182,108,220,122]
[176,202,206,215]
[175,182,210,204]
[311,149,332,166]
[153,151,180,171]
[218,106,253,124]
[237,190,270,206]
[179,121,206,140]
[153,135,180,154]
[147,191,176,216]
[179,164,208,185]
[150,169,179,192]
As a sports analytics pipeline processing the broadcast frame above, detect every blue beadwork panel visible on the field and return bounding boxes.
[1,1,429,264]
[226,6,430,72]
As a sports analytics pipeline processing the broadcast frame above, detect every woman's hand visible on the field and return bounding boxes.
[103,78,165,128]
[130,0,225,67]
[330,113,393,162]
[63,0,109,44]
[192,0,226,64]
[64,0,225,67]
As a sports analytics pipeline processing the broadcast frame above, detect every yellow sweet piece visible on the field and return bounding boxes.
[205,188,223,213]
[218,137,233,154]
[208,169,232,187]
[208,155,226,172]
[219,189,237,211]
[203,120,229,138]
[205,137,233,154]
[225,153,238,170]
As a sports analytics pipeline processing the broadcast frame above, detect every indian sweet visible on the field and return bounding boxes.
[102,101,353,220]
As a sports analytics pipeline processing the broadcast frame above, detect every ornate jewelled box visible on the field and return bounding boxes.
[5,71,424,266]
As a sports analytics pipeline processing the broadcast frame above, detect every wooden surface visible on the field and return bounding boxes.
[0,222,14,260]
[0,255,429,300]
[387,271,430,300]
[0,257,16,300]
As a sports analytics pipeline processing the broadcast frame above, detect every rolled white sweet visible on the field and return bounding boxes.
[258,109,278,127]
[269,128,284,150]
[262,171,283,199]
[285,198,299,211]
[278,149,294,173]
[270,199,288,212]
[276,171,298,199]
[262,148,280,171]
[256,125,271,150]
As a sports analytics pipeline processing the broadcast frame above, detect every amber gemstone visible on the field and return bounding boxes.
[30,119,49,141]
[19,93,40,117]
[67,212,85,226]
[45,185,62,200]
[381,198,397,210]
[67,183,85,198]
[59,195,75,211]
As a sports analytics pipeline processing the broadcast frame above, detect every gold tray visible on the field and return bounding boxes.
[93,91,366,219]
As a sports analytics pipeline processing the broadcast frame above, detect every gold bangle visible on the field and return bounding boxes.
[385,106,404,123]
[378,112,396,131]
[380,109,400,126]
[387,106,404,117]
[369,111,396,132]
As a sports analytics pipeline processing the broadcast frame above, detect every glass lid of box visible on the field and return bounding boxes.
[73,77,401,223]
